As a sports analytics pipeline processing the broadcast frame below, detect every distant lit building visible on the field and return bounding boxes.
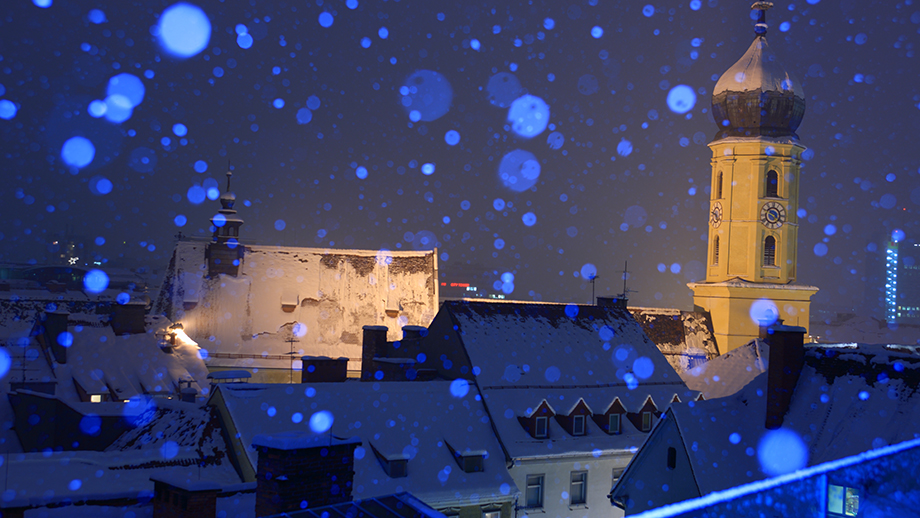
[886,235,920,323]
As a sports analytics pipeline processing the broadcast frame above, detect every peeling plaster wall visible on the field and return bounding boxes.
[154,241,438,372]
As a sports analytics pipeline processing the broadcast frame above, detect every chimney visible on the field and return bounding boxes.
[763,323,807,430]
[252,432,361,516]
[180,387,198,403]
[150,475,220,518]
[301,356,349,383]
[401,325,428,341]
[43,311,70,364]
[360,325,389,381]
[111,301,147,335]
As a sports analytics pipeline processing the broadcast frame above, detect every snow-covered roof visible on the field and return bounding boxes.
[0,402,238,508]
[629,307,720,373]
[713,36,803,98]
[432,301,695,459]
[681,339,769,399]
[663,342,920,495]
[154,241,438,371]
[54,314,209,402]
[210,380,518,507]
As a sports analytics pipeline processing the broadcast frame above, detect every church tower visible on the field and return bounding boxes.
[206,170,245,277]
[689,2,817,353]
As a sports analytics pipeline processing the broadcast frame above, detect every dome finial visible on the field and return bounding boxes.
[752,1,773,36]
[226,159,233,192]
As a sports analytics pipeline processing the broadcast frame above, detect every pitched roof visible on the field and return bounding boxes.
[681,339,768,399]
[211,380,517,507]
[435,301,696,459]
[629,308,720,373]
[663,343,920,495]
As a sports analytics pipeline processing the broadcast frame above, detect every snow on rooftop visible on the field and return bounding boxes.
[444,301,681,388]
[251,431,360,450]
[713,36,804,97]
[665,342,920,495]
[435,301,696,459]
[213,380,517,505]
[154,241,438,371]
[681,339,769,400]
[60,315,209,401]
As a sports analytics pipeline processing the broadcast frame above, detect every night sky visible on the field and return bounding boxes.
[1,0,918,316]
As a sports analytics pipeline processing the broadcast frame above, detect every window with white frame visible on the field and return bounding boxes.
[609,413,620,434]
[535,416,548,438]
[525,474,544,508]
[572,414,585,436]
[641,411,652,431]
[482,511,501,518]
[570,471,587,506]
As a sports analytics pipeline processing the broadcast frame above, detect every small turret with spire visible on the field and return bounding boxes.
[206,164,245,278]
[211,168,244,243]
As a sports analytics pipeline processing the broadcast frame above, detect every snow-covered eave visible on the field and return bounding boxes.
[630,436,920,518]
[513,446,638,463]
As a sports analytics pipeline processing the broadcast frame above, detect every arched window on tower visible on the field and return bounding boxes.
[765,170,779,198]
[716,171,723,199]
[712,236,720,266]
[764,236,776,266]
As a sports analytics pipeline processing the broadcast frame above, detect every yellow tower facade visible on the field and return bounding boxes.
[689,2,817,354]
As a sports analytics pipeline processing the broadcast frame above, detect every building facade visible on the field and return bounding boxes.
[688,2,817,353]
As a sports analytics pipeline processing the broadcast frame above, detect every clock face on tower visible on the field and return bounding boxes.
[760,201,786,229]
[710,202,723,228]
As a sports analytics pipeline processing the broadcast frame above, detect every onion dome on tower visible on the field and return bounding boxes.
[711,2,805,140]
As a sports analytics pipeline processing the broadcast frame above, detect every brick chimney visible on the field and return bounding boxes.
[301,356,349,383]
[762,323,807,430]
[252,432,361,516]
[360,325,389,381]
[111,301,147,335]
[150,475,221,518]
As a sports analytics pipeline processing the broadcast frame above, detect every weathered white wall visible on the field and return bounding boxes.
[513,454,628,518]
[155,241,438,372]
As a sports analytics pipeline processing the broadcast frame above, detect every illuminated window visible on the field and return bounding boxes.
[90,394,102,403]
[641,411,652,431]
[765,170,779,198]
[827,484,859,517]
[764,236,776,266]
[572,414,585,436]
[608,413,621,434]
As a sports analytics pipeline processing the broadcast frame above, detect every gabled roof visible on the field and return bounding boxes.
[629,308,720,371]
[210,380,517,506]
[54,314,209,402]
[681,339,768,399]
[432,300,697,460]
[641,342,920,496]
[440,301,683,388]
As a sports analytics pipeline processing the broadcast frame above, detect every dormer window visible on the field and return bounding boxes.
[445,441,486,473]
[370,442,408,478]
[520,401,555,439]
[641,411,652,431]
[535,416,548,438]
[608,413,621,434]
[572,415,585,436]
